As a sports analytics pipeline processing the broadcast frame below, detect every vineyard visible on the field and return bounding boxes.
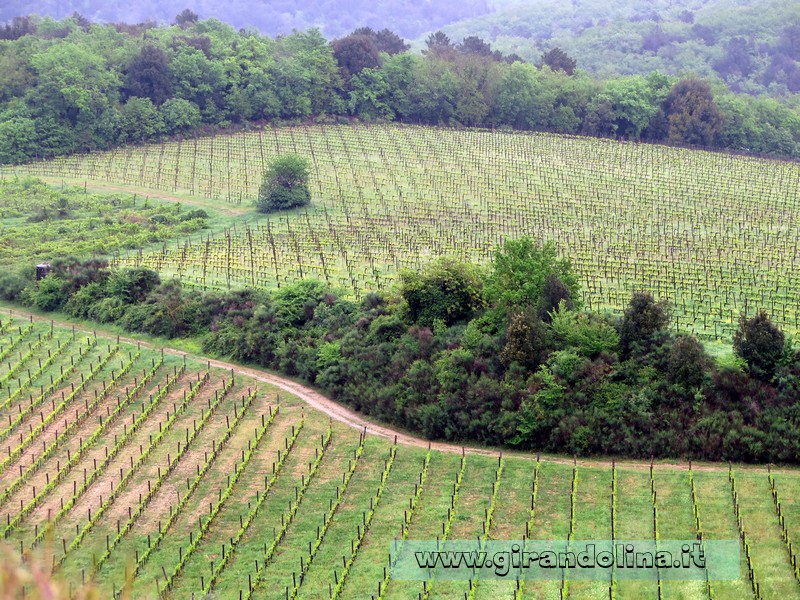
[8,124,800,341]
[0,314,795,599]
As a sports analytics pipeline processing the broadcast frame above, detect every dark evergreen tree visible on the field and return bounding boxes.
[663,78,723,145]
[619,291,670,357]
[733,311,785,381]
[332,34,382,82]
[124,45,173,105]
[541,47,577,75]
[174,9,199,28]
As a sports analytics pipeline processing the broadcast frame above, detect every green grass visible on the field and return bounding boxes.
[0,177,209,265]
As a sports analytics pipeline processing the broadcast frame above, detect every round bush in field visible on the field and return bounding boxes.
[256,154,311,212]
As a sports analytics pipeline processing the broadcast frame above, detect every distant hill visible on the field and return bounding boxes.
[416,0,800,96]
[0,0,492,39]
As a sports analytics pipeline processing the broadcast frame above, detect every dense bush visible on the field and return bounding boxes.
[733,311,787,381]
[13,238,800,463]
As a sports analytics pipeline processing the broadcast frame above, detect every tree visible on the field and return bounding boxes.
[160,98,201,134]
[778,25,800,61]
[106,268,161,304]
[0,16,36,41]
[351,27,409,55]
[119,97,165,143]
[715,37,754,79]
[174,9,199,28]
[539,274,574,321]
[541,47,576,75]
[399,258,484,327]
[124,45,173,105]
[500,308,550,371]
[599,76,663,139]
[619,291,670,357]
[485,238,580,313]
[664,78,723,145]
[733,311,785,381]
[425,31,455,58]
[256,154,311,212]
[332,34,381,82]
[458,36,494,58]
[641,26,674,53]
[348,68,394,119]
[493,62,541,129]
[666,335,709,389]
[0,118,38,164]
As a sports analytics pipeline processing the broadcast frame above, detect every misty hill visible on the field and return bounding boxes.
[419,0,800,96]
[0,0,492,39]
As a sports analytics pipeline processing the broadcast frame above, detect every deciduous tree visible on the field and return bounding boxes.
[256,154,312,212]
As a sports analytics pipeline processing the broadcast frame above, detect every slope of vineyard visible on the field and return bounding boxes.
[0,315,798,599]
[7,124,800,342]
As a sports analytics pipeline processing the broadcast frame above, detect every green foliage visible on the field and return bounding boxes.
[664,78,723,145]
[0,179,207,264]
[272,279,326,326]
[316,341,342,370]
[619,291,670,357]
[0,270,32,301]
[666,334,710,389]
[26,275,68,311]
[119,97,165,143]
[0,12,798,165]
[733,310,786,381]
[64,281,107,318]
[0,118,38,164]
[541,47,576,75]
[399,257,484,327]
[256,154,312,212]
[160,98,202,134]
[600,75,664,139]
[499,308,550,371]
[332,34,382,82]
[485,237,580,313]
[106,268,161,304]
[548,301,620,358]
[514,364,564,445]
[124,45,173,105]
[368,314,407,342]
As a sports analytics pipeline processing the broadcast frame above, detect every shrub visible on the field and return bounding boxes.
[27,275,67,311]
[733,311,785,381]
[548,302,619,358]
[619,291,670,357]
[399,257,483,326]
[666,335,710,389]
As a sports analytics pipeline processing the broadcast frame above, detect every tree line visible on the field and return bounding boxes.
[1,13,799,164]
[4,237,800,464]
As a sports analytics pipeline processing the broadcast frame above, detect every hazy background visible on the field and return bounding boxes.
[2,0,798,96]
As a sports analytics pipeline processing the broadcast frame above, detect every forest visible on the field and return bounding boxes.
[1,13,799,165]
[431,0,800,97]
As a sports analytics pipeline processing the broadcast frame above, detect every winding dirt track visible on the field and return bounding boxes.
[0,307,785,474]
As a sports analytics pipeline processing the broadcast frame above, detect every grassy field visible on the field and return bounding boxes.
[0,178,210,265]
[0,316,797,598]
[6,124,800,343]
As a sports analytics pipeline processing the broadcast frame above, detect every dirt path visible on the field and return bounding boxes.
[0,307,786,474]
